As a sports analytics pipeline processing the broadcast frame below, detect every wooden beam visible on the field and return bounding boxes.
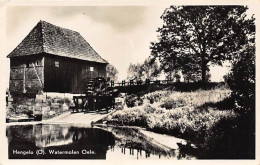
[32,63,43,88]
[23,65,26,93]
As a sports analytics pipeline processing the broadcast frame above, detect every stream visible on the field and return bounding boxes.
[6,123,197,159]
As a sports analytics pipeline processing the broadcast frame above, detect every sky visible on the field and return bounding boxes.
[4,5,254,87]
[5,6,168,83]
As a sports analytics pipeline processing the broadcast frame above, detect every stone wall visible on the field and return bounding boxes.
[6,92,74,122]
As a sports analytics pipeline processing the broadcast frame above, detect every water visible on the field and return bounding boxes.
[6,124,196,159]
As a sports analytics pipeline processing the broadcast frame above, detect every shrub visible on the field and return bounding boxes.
[105,86,237,152]
[109,107,147,126]
[125,94,143,107]
[160,97,187,109]
[143,104,156,113]
[143,90,170,104]
[225,45,255,114]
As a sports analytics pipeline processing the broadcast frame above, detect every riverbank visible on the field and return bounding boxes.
[94,85,247,158]
[95,124,191,149]
[6,110,198,159]
[6,110,112,126]
[94,124,197,159]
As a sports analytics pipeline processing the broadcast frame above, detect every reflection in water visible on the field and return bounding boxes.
[6,124,196,159]
[7,124,115,159]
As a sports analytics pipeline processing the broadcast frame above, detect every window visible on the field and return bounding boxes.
[90,67,94,72]
[35,60,39,66]
[55,61,59,67]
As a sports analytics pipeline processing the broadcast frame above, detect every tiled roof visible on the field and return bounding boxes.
[7,21,108,64]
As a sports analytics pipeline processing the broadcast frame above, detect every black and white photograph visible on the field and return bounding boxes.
[0,1,258,164]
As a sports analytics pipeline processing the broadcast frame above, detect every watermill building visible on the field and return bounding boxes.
[7,20,108,95]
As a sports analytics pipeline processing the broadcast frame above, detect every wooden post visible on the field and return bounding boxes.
[130,80,133,86]
[145,78,150,85]
[32,63,43,88]
[111,80,114,87]
[23,65,26,93]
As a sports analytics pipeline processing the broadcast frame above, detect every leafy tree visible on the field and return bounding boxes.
[225,44,255,114]
[222,43,255,159]
[139,58,160,81]
[127,63,142,81]
[164,70,181,82]
[127,58,160,81]
[106,64,119,82]
[183,69,211,82]
[151,6,255,83]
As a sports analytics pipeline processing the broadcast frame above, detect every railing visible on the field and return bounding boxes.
[109,79,175,87]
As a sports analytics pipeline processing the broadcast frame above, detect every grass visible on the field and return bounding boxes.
[103,84,238,153]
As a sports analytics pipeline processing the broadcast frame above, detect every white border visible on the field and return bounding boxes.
[0,1,259,165]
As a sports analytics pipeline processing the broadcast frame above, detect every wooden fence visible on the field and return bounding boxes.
[110,79,175,87]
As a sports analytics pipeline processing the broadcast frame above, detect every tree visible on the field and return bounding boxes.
[151,6,255,83]
[106,64,119,82]
[182,68,211,82]
[225,44,255,114]
[139,58,160,81]
[127,63,142,81]
[127,58,160,81]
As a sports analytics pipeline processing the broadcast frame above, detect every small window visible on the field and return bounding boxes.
[55,61,59,67]
[35,61,39,66]
[90,67,94,72]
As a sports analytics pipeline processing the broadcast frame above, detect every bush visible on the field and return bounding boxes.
[125,94,143,107]
[225,45,255,114]
[109,107,147,126]
[143,91,170,104]
[160,98,187,109]
[105,85,237,154]
[143,104,156,113]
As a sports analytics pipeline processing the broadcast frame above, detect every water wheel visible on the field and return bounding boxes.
[86,77,108,96]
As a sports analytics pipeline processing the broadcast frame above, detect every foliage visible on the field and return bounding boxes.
[127,57,160,81]
[225,44,255,114]
[139,58,160,81]
[109,107,147,126]
[218,31,255,159]
[159,88,231,108]
[105,81,254,158]
[183,69,211,83]
[106,86,233,147]
[125,94,143,108]
[203,112,255,158]
[143,90,170,104]
[150,6,255,82]
[127,63,143,81]
[106,63,119,82]
[164,70,181,82]
[160,97,187,110]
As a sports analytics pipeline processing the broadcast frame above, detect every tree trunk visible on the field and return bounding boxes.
[202,65,207,83]
[201,54,207,83]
